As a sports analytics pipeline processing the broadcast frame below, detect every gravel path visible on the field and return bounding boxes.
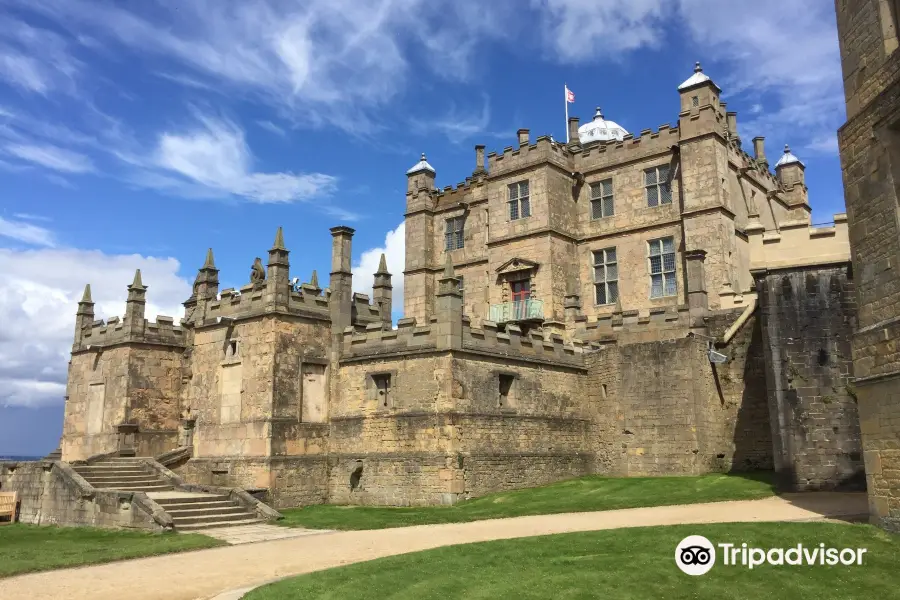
[0,492,867,600]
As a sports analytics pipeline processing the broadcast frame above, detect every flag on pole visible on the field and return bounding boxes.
[566,87,575,103]
[565,85,575,143]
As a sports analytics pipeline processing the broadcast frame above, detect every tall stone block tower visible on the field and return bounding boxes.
[835,0,900,532]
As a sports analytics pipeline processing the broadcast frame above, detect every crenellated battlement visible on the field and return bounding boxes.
[78,315,186,350]
[340,313,585,368]
[748,213,850,272]
[461,318,585,367]
[486,136,572,177]
[574,305,690,344]
[575,123,680,169]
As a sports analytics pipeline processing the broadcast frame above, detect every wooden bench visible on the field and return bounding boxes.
[0,491,17,524]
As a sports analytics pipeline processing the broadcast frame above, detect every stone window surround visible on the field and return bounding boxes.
[648,236,677,299]
[590,178,614,220]
[366,370,398,411]
[508,180,531,221]
[592,247,619,306]
[644,164,672,207]
[493,369,519,412]
[445,215,465,251]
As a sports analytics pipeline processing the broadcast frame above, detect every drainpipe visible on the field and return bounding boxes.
[721,297,757,345]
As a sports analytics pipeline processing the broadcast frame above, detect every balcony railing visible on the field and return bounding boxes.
[489,299,545,324]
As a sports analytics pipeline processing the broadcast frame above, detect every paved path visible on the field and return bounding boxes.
[200,523,331,545]
[0,493,867,600]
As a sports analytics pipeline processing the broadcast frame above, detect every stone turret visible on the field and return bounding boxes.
[124,269,146,335]
[74,283,94,348]
[373,253,393,327]
[267,226,290,308]
[405,153,438,323]
[678,62,722,141]
[330,226,355,360]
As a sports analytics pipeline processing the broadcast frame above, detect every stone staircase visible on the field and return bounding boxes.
[72,457,265,531]
[73,457,174,493]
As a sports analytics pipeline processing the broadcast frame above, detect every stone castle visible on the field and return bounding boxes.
[51,63,865,512]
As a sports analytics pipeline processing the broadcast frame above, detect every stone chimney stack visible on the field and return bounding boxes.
[753,137,768,169]
[568,117,580,145]
[330,226,355,358]
[125,269,147,335]
[372,253,393,328]
[74,283,94,348]
[267,226,291,308]
[474,144,485,174]
[726,112,738,142]
[517,129,530,147]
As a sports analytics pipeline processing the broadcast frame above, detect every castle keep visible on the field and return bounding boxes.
[20,63,863,518]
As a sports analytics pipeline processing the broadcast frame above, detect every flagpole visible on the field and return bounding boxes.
[565,83,569,144]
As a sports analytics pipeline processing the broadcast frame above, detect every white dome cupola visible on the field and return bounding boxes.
[775,145,804,168]
[406,152,435,175]
[577,107,629,145]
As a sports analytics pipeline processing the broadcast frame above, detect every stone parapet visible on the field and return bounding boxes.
[748,213,850,272]
[340,316,585,368]
[78,315,186,351]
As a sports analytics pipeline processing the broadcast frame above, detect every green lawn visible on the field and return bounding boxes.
[247,522,898,600]
[279,472,776,530]
[0,523,225,578]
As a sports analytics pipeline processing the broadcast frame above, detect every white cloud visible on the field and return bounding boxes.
[413,94,506,144]
[352,223,405,312]
[154,114,336,203]
[0,247,191,408]
[8,0,512,134]
[5,143,94,173]
[533,0,672,62]
[257,120,286,137]
[0,17,82,95]
[0,216,56,246]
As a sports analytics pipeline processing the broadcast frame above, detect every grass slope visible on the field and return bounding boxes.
[0,524,224,578]
[247,522,899,600]
[279,472,776,531]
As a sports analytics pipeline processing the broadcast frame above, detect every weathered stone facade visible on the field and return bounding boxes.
[50,63,863,509]
[835,0,900,531]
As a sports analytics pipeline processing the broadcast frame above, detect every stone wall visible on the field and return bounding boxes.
[755,265,864,491]
[835,0,900,532]
[0,461,169,530]
[584,312,772,477]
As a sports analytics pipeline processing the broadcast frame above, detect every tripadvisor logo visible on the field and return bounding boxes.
[675,535,868,576]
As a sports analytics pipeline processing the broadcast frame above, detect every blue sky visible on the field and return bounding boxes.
[0,0,846,456]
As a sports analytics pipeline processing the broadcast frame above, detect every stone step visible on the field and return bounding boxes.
[166,505,249,518]
[154,495,232,507]
[75,465,149,472]
[89,478,167,487]
[170,510,254,525]
[95,484,174,492]
[158,500,236,511]
[79,474,159,483]
[176,517,264,532]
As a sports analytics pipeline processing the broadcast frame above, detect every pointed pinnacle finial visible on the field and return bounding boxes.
[130,268,144,289]
[694,61,703,73]
[203,248,216,269]
[377,253,389,274]
[443,253,454,278]
[310,269,319,288]
[80,283,92,304]
[273,226,285,250]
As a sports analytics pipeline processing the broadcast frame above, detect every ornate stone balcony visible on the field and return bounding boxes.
[489,299,545,324]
